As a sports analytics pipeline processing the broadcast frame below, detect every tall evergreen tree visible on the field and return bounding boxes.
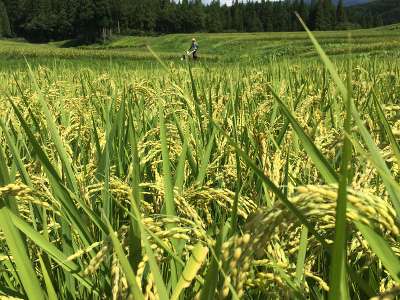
[156,0,178,33]
[206,0,223,33]
[221,4,232,31]
[21,0,58,42]
[245,4,263,32]
[232,1,244,32]
[0,0,11,37]
[296,0,309,30]
[273,1,290,32]
[75,0,97,42]
[3,0,23,35]
[191,0,206,32]
[260,0,274,31]
[323,0,336,28]
[95,0,112,40]
[310,0,334,31]
[336,0,347,25]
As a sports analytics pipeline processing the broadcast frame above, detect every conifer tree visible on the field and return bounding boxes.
[207,0,223,33]
[296,0,309,30]
[191,0,206,32]
[323,0,336,28]
[76,0,97,42]
[336,0,347,24]
[260,0,274,32]
[232,0,244,32]
[0,0,11,37]
[3,0,23,35]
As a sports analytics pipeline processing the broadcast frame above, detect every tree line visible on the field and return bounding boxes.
[0,0,388,43]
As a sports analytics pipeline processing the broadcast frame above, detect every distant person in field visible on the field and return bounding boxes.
[188,38,199,60]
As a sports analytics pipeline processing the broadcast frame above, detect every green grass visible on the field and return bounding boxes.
[0,24,399,63]
[0,28,399,299]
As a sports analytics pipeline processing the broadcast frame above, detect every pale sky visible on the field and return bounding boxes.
[202,0,279,5]
[202,0,231,4]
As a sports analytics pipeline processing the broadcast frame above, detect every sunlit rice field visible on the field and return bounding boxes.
[0,29,400,300]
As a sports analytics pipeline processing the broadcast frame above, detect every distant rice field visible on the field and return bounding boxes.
[0,25,399,63]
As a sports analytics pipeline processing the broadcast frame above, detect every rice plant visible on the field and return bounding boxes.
[0,31,399,300]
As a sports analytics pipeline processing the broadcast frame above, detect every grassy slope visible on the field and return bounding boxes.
[84,26,400,58]
[0,25,399,62]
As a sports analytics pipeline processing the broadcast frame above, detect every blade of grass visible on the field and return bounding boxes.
[9,211,80,272]
[295,226,308,282]
[372,89,400,167]
[103,216,145,300]
[159,102,176,217]
[295,13,348,100]
[175,136,188,194]
[196,127,216,186]
[127,104,142,272]
[0,207,44,299]
[128,192,170,300]
[200,222,226,300]
[38,254,58,300]
[355,222,400,283]
[328,61,352,300]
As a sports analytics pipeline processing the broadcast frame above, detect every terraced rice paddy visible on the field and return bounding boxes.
[0,27,400,299]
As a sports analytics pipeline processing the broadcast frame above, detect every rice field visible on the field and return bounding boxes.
[0,27,400,300]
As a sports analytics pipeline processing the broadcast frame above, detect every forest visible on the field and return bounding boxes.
[0,0,394,43]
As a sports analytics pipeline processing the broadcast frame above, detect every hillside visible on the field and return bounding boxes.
[348,0,400,25]
[1,27,397,66]
[304,0,372,6]
[340,0,371,5]
[377,23,400,31]
[84,26,399,59]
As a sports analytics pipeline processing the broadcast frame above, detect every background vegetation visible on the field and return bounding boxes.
[0,25,399,64]
[0,0,398,42]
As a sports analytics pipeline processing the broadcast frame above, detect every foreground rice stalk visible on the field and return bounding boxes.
[0,44,399,299]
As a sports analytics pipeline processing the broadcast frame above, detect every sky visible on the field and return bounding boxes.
[203,0,232,4]
[202,0,279,5]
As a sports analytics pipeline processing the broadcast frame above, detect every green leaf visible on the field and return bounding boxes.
[372,90,400,168]
[175,136,188,194]
[127,104,142,272]
[356,222,400,283]
[38,254,58,300]
[128,193,170,300]
[295,226,308,282]
[329,62,352,300]
[196,127,216,186]
[105,224,145,299]
[295,13,348,100]
[9,211,79,272]
[0,207,44,300]
[159,103,176,218]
